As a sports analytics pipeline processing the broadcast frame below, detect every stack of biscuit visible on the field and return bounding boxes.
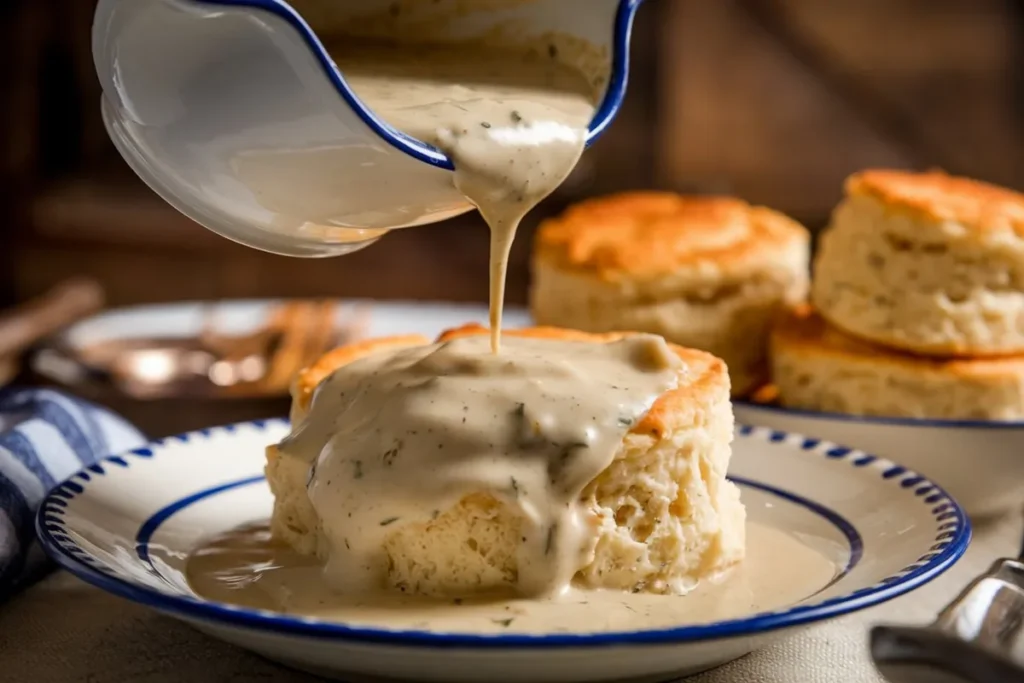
[772,169,1024,420]
[530,192,810,397]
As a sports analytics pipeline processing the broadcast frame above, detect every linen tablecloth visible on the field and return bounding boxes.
[1,507,1016,682]
[0,388,145,599]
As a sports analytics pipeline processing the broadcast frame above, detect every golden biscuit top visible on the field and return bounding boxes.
[847,169,1024,234]
[292,324,729,439]
[773,306,1024,380]
[533,192,808,279]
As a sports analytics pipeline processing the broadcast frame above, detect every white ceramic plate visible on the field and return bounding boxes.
[37,421,969,682]
[734,400,1024,519]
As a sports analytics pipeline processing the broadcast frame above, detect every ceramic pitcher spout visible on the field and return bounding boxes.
[207,0,646,171]
[94,0,645,257]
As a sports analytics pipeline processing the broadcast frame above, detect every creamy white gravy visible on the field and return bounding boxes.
[277,333,681,598]
[186,520,836,634]
[327,40,597,351]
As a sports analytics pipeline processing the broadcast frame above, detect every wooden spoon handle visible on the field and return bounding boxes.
[0,278,105,359]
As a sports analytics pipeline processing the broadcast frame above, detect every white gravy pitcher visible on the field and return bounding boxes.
[92,0,645,257]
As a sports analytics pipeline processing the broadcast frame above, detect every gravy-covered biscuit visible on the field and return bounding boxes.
[812,169,1024,356]
[267,324,745,597]
[772,306,1024,420]
[530,192,810,396]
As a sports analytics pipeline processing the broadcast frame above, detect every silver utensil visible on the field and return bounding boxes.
[871,520,1024,682]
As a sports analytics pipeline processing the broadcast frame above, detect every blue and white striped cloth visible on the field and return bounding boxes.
[0,388,145,598]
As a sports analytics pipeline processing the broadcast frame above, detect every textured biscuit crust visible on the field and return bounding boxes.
[530,192,810,396]
[267,324,745,597]
[812,169,1024,357]
[772,307,1024,420]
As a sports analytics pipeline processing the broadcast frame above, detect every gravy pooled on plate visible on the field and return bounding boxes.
[187,520,836,634]
[327,39,598,351]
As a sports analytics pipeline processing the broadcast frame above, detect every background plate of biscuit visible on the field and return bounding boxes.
[37,419,969,683]
[735,170,1024,519]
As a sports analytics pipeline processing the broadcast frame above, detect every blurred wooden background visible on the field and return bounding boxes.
[2,0,1023,310]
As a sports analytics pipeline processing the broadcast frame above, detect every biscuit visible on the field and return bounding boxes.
[812,169,1024,356]
[267,324,745,597]
[530,192,810,396]
[772,306,1024,420]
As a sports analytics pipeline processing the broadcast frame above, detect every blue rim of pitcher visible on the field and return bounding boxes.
[193,0,644,171]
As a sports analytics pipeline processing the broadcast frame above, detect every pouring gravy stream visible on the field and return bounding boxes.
[329,39,597,353]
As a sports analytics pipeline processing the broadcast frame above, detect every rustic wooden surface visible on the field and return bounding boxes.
[658,0,912,223]
[658,0,1024,226]
[764,0,1024,186]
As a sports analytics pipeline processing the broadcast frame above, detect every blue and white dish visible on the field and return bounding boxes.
[37,420,968,682]
[92,0,644,257]
[735,400,1024,519]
